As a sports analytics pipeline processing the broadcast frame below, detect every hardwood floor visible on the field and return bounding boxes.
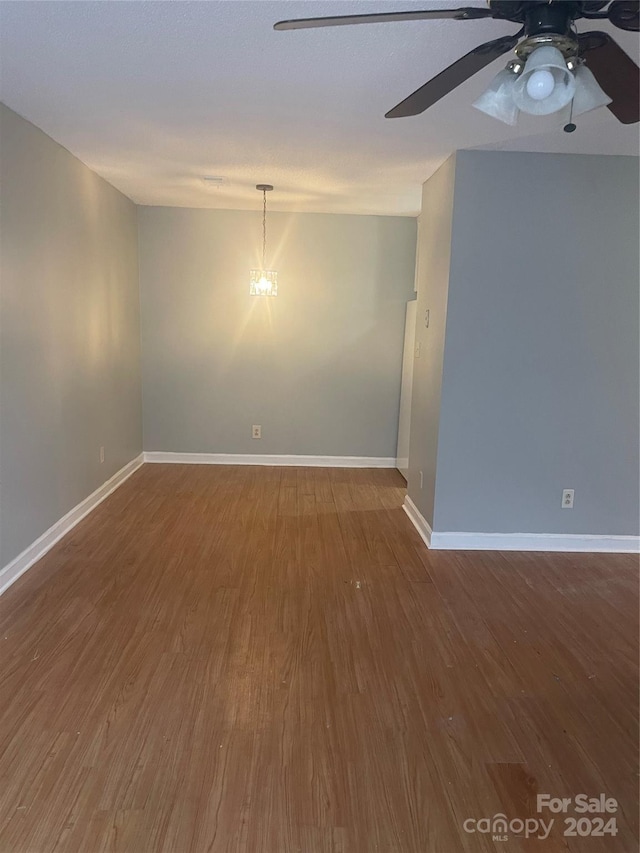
[0,464,637,853]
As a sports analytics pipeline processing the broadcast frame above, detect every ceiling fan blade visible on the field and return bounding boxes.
[274,7,492,31]
[607,1,639,32]
[385,33,521,118]
[579,31,640,123]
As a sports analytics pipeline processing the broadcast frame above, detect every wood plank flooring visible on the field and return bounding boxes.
[0,464,637,853]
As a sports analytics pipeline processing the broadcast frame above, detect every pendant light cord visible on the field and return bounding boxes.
[262,188,267,270]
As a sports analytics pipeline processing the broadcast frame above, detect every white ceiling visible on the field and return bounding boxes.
[1,0,638,216]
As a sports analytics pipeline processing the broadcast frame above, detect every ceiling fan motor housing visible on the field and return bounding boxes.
[489,1,608,27]
[490,2,608,60]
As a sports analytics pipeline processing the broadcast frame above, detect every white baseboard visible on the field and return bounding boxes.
[0,453,144,596]
[143,452,396,468]
[429,531,640,553]
[402,497,639,553]
[403,496,432,548]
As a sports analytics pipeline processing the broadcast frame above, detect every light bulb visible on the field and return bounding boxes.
[526,69,555,101]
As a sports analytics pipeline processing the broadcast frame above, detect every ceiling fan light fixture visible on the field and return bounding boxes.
[513,45,577,115]
[571,64,612,116]
[472,66,520,125]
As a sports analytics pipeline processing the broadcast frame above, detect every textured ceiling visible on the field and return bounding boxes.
[0,1,638,215]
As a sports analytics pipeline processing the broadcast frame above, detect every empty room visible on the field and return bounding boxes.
[0,2,638,851]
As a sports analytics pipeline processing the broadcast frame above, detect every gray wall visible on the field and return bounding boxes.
[0,104,142,568]
[406,156,456,527]
[138,207,416,456]
[433,150,639,536]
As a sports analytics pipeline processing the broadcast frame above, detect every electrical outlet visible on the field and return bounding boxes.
[419,470,423,490]
[99,446,105,464]
[252,425,261,439]
[562,489,574,509]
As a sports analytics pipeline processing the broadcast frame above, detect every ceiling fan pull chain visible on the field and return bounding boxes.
[564,98,577,132]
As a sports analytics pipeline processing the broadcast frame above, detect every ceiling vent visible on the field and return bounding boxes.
[201,176,227,189]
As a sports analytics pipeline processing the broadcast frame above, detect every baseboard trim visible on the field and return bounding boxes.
[401,497,638,553]
[143,452,396,468]
[0,453,144,596]
[429,531,640,553]
[403,496,432,548]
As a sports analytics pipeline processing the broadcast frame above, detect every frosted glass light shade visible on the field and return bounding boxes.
[572,65,612,116]
[513,46,576,115]
[473,68,520,125]
[250,269,278,296]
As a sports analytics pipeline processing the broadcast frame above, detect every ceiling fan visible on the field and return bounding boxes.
[274,1,639,127]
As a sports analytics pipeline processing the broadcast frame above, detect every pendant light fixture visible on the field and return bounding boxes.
[249,184,278,297]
